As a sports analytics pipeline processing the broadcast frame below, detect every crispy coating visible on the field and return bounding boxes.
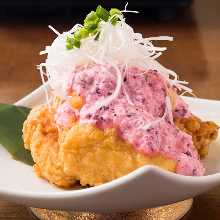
[60,123,176,186]
[23,106,76,187]
[175,116,218,158]
[23,106,175,187]
[23,106,218,188]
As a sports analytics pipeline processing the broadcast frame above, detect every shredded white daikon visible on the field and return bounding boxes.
[121,2,139,14]
[48,25,61,36]
[38,3,192,115]
[37,63,51,107]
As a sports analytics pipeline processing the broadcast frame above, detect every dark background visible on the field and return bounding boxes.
[0,0,192,22]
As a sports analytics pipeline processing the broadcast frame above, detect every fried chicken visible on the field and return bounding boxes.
[23,105,218,188]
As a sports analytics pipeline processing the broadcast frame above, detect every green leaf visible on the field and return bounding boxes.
[0,103,34,165]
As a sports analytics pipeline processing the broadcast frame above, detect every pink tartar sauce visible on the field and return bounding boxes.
[55,65,204,176]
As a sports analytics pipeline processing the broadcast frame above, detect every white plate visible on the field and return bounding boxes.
[0,85,220,212]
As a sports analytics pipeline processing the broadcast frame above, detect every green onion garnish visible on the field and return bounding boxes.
[66,36,80,49]
[66,5,123,50]
[73,39,81,48]
[73,29,81,41]
[84,11,99,24]
[66,36,74,50]
[110,8,122,25]
[80,28,89,39]
[110,8,122,16]
[84,22,98,32]
[96,5,110,22]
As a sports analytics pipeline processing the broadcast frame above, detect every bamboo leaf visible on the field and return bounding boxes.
[0,103,34,165]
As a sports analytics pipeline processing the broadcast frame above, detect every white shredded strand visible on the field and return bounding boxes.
[123,86,134,106]
[67,24,83,34]
[121,10,139,14]
[151,52,162,59]
[150,46,167,51]
[122,2,139,14]
[146,36,174,41]
[48,25,60,36]
[166,95,173,123]
[175,84,193,93]
[39,46,51,55]
[122,65,135,106]
[125,2,129,11]
[38,64,50,109]
[39,50,47,55]
[83,50,105,65]
[39,3,192,116]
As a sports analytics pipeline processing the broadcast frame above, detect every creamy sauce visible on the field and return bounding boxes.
[55,65,204,176]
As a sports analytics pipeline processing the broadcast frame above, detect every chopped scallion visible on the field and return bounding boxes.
[84,11,99,24]
[96,5,110,22]
[109,8,122,25]
[110,8,122,17]
[73,39,81,48]
[66,6,123,50]
[80,28,89,38]
[84,22,98,32]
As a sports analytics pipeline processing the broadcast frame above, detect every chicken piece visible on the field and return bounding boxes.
[23,105,175,188]
[23,106,76,188]
[175,116,218,158]
[23,105,218,188]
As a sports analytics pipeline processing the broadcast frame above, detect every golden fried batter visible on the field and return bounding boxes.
[23,104,218,188]
[23,106,76,187]
[23,106,175,187]
[175,117,218,158]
